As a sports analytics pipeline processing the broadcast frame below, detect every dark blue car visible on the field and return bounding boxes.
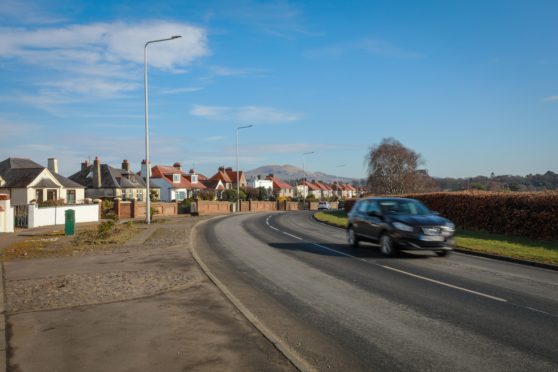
[347,197,455,257]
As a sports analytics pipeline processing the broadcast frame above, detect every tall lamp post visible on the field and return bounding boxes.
[335,164,346,199]
[302,151,314,209]
[144,35,181,224]
[236,124,253,212]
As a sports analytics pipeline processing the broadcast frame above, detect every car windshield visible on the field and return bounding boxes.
[378,199,431,216]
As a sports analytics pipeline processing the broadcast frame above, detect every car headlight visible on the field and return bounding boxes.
[393,222,414,232]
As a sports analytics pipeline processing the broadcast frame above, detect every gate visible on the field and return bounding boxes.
[14,205,28,228]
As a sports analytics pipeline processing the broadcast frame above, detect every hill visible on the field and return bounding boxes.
[245,164,359,184]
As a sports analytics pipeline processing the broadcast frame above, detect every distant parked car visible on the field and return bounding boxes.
[347,197,455,257]
[318,201,331,210]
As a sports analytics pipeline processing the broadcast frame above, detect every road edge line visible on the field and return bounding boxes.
[189,216,316,372]
[312,213,558,272]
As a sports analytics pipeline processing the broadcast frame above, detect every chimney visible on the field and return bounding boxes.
[257,175,261,180]
[140,159,151,178]
[122,159,130,172]
[189,168,195,174]
[81,160,89,171]
[47,158,59,174]
[225,167,233,172]
[93,157,102,188]
[173,162,182,170]
[268,173,274,178]
[218,166,225,172]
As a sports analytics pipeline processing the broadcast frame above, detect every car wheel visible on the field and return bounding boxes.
[380,235,396,257]
[435,250,450,257]
[347,227,359,248]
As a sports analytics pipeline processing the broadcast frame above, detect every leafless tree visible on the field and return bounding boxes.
[365,138,433,194]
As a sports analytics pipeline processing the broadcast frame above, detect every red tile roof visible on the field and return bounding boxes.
[209,170,232,184]
[267,175,292,189]
[151,165,186,178]
[303,180,321,190]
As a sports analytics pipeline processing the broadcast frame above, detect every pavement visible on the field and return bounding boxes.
[0,216,295,372]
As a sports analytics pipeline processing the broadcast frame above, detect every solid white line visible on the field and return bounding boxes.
[269,226,279,231]
[283,232,302,240]
[380,265,508,302]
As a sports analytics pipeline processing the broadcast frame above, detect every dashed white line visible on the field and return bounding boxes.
[266,215,507,302]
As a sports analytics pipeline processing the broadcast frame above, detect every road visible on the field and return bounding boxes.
[193,211,558,371]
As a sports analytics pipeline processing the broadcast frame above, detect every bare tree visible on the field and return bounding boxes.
[366,138,428,194]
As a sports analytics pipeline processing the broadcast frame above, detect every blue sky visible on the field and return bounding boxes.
[1,0,557,179]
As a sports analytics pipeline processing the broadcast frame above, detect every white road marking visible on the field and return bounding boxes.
[312,243,368,262]
[380,265,508,302]
[283,232,302,240]
[264,216,558,317]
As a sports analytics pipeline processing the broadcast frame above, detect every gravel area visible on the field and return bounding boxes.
[6,270,205,313]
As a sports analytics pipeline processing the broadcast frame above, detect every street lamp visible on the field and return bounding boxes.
[144,35,181,225]
[236,124,253,212]
[335,164,346,199]
[302,151,314,209]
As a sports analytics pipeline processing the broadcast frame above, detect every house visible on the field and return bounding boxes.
[0,157,85,205]
[315,181,333,199]
[266,174,294,198]
[209,166,247,190]
[69,158,153,201]
[302,180,322,199]
[184,168,208,196]
[250,175,273,191]
[200,179,226,199]
[148,163,205,202]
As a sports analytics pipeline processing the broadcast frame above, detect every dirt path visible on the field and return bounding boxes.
[2,216,295,372]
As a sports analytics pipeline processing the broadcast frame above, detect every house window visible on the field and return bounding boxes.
[173,174,181,183]
[137,190,144,201]
[36,189,44,203]
[47,189,57,201]
[176,191,186,201]
[66,190,76,204]
[191,175,198,183]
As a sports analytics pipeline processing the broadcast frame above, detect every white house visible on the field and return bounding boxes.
[0,158,85,206]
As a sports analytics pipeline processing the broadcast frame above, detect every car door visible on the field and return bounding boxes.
[364,201,383,241]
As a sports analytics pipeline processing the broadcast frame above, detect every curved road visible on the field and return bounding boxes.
[193,211,558,371]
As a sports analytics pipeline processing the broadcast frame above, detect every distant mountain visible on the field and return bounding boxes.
[245,164,360,184]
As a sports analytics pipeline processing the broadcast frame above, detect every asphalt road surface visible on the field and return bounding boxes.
[194,211,558,372]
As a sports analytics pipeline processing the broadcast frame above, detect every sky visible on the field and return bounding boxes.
[1,0,557,179]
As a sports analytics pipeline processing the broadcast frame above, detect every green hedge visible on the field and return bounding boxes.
[345,191,558,240]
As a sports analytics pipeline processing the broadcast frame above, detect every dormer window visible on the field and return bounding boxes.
[173,174,181,183]
[191,175,198,184]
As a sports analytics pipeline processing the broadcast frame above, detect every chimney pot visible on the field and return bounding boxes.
[173,162,181,170]
[189,169,195,174]
[81,160,89,171]
[122,159,130,172]
[218,166,225,171]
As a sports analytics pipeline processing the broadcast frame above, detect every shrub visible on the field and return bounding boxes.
[97,220,116,239]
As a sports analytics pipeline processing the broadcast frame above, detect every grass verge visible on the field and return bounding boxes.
[314,210,558,265]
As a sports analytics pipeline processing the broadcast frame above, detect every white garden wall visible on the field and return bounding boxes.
[28,204,99,228]
[0,196,14,233]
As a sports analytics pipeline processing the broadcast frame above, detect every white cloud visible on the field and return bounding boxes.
[543,95,558,102]
[158,87,203,95]
[0,21,208,71]
[203,136,225,142]
[0,21,208,112]
[190,105,300,123]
